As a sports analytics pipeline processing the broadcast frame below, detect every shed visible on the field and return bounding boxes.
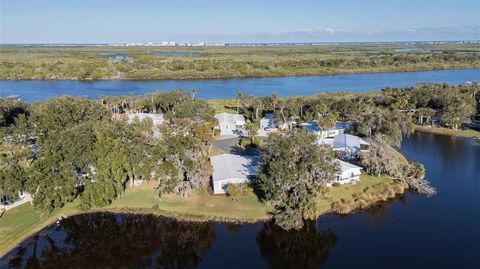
[327,159,362,186]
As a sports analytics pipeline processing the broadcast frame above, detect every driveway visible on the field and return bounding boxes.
[213,136,259,156]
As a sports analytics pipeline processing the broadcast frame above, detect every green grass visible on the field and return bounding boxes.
[415,125,480,139]
[0,201,79,256]
[0,174,398,257]
[207,99,238,114]
[317,173,399,213]
[107,182,270,221]
[387,145,410,165]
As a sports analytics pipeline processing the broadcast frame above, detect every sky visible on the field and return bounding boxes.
[1,0,479,44]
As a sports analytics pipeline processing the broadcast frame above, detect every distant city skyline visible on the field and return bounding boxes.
[1,0,479,44]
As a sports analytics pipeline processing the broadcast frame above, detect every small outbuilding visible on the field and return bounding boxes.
[327,159,362,186]
[214,113,246,136]
[210,153,260,194]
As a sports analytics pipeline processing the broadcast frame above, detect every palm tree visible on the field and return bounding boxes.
[191,88,197,101]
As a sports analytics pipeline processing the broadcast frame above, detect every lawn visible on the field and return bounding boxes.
[317,173,398,214]
[415,125,480,139]
[0,201,79,256]
[207,99,238,114]
[108,182,270,221]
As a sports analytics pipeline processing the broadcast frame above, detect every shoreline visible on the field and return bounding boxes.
[1,66,478,82]
[414,125,480,139]
[0,174,407,258]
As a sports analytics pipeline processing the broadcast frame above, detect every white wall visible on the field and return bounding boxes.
[213,178,249,194]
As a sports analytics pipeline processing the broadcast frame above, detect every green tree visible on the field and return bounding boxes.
[440,98,475,129]
[257,130,339,230]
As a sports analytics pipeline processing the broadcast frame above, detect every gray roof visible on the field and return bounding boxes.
[299,121,349,133]
[210,154,260,182]
[214,113,245,125]
[333,134,369,150]
[336,159,362,173]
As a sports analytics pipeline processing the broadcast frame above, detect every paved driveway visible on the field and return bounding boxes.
[213,136,259,156]
[213,137,240,153]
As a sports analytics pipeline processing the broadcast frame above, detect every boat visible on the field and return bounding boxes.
[1,95,21,101]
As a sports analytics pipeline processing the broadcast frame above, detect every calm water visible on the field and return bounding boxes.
[154,51,202,57]
[1,132,479,269]
[0,69,479,103]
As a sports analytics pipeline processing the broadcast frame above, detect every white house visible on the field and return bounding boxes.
[210,153,260,194]
[326,159,362,186]
[332,134,370,160]
[128,113,164,125]
[299,121,349,139]
[128,113,164,138]
[214,113,246,136]
[260,113,276,129]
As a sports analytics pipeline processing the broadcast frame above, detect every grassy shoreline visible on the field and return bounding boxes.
[1,65,478,81]
[415,125,480,139]
[0,174,404,257]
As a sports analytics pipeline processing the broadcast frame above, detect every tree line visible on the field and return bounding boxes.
[0,90,215,212]
[1,83,478,229]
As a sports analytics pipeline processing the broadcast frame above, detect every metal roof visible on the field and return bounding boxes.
[210,154,260,182]
[214,113,245,124]
[333,134,369,150]
[336,159,362,172]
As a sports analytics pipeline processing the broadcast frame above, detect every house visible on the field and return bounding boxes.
[260,113,276,129]
[1,190,32,211]
[299,121,349,139]
[326,159,362,186]
[214,113,246,136]
[128,113,164,138]
[128,113,164,125]
[210,153,261,194]
[332,134,370,160]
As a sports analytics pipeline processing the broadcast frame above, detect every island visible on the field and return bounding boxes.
[1,43,479,80]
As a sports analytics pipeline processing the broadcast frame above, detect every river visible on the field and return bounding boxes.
[1,132,478,269]
[0,69,479,102]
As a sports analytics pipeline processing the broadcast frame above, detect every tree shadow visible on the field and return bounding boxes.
[256,220,337,269]
[4,213,216,269]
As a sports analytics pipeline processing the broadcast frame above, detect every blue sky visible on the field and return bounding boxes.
[1,0,479,43]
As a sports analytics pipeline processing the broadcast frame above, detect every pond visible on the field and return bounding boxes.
[393,48,432,53]
[154,51,202,57]
[330,50,379,54]
[0,69,479,103]
[1,132,478,269]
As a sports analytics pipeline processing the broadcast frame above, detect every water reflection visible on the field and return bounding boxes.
[256,221,337,269]
[359,194,407,227]
[4,213,216,269]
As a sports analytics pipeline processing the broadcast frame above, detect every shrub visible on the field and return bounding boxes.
[251,136,261,148]
[226,183,249,202]
[332,182,341,187]
[239,137,251,148]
